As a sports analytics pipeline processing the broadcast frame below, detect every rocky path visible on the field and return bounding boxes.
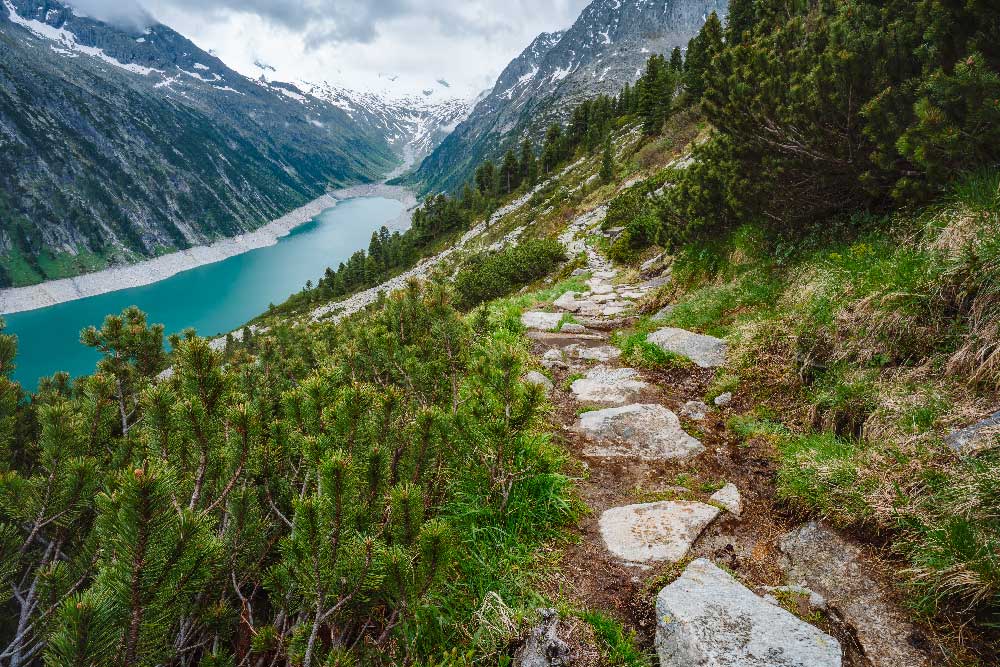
[515,209,936,667]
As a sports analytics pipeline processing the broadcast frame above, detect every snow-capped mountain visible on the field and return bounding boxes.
[0,0,400,286]
[293,82,474,174]
[411,0,728,194]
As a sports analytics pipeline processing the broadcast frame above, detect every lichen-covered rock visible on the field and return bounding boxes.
[553,292,581,312]
[779,523,932,667]
[521,312,564,331]
[656,559,841,667]
[647,327,727,368]
[570,366,648,405]
[576,404,704,460]
[560,323,588,334]
[570,345,622,362]
[541,348,568,370]
[714,391,733,407]
[599,501,719,564]
[945,409,1000,454]
[680,400,708,420]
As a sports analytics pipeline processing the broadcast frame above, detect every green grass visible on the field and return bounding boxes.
[579,610,652,667]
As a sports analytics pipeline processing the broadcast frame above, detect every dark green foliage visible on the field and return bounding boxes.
[601,134,616,184]
[661,0,1000,242]
[682,11,723,102]
[0,282,573,665]
[454,240,567,309]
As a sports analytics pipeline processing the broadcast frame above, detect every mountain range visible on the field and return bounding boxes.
[0,0,468,287]
[408,0,728,194]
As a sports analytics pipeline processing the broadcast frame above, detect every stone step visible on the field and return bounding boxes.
[576,404,704,460]
[647,327,728,368]
[570,366,648,405]
[599,501,719,564]
[656,559,842,666]
[564,344,622,362]
[521,312,564,332]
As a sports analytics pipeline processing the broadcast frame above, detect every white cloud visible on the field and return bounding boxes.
[111,0,593,97]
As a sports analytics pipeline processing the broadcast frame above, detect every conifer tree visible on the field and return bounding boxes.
[725,0,755,45]
[500,149,520,194]
[669,46,684,73]
[541,123,563,174]
[519,139,538,187]
[600,134,615,184]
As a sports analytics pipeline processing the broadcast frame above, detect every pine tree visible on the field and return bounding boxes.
[669,46,684,73]
[600,133,615,184]
[541,123,563,174]
[520,139,538,187]
[500,149,520,194]
[725,0,756,45]
[684,12,723,101]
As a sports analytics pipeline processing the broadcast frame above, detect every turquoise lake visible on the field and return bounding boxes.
[4,196,406,390]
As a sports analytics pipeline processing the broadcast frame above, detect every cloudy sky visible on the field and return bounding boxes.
[69,0,591,98]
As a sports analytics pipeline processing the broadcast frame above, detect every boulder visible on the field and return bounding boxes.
[514,608,572,667]
[570,366,648,405]
[522,371,554,393]
[710,483,742,517]
[680,400,708,420]
[576,404,704,460]
[599,501,719,564]
[656,559,841,667]
[779,523,932,667]
[553,292,581,312]
[522,312,564,332]
[647,327,728,368]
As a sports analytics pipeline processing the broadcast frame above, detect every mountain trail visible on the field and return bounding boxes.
[515,210,936,666]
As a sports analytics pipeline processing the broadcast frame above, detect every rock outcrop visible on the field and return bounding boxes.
[647,327,728,368]
[599,501,719,564]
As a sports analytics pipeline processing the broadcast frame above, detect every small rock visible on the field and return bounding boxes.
[651,305,673,322]
[680,400,708,420]
[559,323,587,334]
[709,483,742,517]
[647,327,728,368]
[656,559,842,667]
[577,404,705,460]
[571,268,588,276]
[601,501,719,564]
[640,252,664,272]
[714,391,733,407]
[522,371,554,393]
[514,608,572,667]
[570,366,648,405]
[541,349,567,370]
[521,312,564,332]
[553,292,581,312]
[945,409,1000,454]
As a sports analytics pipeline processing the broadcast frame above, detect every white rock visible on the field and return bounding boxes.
[656,559,841,667]
[560,323,587,334]
[602,305,628,317]
[577,404,704,460]
[714,391,733,407]
[521,312,563,332]
[553,292,580,312]
[600,501,719,564]
[647,327,728,368]
[573,345,622,362]
[588,282,614,295]
[522,371,554,393]
[570,366,648,405]
[710,483,742,517]
[680,400,708,420]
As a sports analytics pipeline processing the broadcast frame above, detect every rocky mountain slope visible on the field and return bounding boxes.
[409,0,727,194]
[0,0,396,287]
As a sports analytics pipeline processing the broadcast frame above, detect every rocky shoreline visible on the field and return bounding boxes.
[0,184,417,315]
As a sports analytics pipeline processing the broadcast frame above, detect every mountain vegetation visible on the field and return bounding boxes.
[1,0,999,664]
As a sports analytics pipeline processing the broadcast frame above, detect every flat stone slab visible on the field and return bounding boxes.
[521,312,563,332]
[600,501,719,564]
[647,327,727,368]
[780,523,931,667]
[566,344,622,362]
[553,292,581,312]
[570,366,648,405]
[588,282,614,295]
[577,404,704,460]
[656,559,841,667]
[560,323,588,334]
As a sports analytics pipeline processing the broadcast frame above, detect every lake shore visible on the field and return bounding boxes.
[0,184,417,316]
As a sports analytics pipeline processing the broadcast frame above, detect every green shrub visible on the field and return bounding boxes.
[455,239,567,309]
